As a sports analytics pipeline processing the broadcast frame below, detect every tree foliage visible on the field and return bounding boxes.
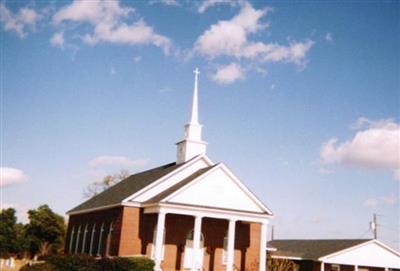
[83,169,130,198]
[25,205,66,256]
[0,208,18,257]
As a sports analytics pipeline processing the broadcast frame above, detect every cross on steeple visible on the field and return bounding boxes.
[176,68,207,164]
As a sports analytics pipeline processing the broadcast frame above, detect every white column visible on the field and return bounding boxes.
[226,219,236,271]
[259,222,268,271]
[320,262,325,271]
[154,212,166,271]
[354,266,358,271]
[191,216,203,271]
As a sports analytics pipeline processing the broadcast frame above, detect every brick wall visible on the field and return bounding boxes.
[65,207,123,256]
[66,207,264,271]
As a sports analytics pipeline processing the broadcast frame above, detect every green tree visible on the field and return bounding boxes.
[0,208,18,257]
[25,205,65,256]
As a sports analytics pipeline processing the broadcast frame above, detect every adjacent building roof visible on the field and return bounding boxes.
[268,239,370,260]
[68,162,185,214]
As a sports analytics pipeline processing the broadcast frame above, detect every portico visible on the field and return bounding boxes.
[145,204,270,271]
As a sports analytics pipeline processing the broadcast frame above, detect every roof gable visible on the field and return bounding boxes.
[126,155,213,203]
[268,239,370,260]
[154,163,272,214]
[320,239,400,268]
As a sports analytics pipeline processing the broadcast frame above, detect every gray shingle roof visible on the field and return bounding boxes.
[68,161,185,214]
[268,239,370,260]
[145,165,217,204]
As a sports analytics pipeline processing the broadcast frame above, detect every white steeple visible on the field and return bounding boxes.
[176,68,207,164]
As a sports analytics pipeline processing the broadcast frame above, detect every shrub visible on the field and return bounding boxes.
[20,263,57,271]
[129,257,154,271]
[45,254,96,271]
[94,257,154,271]
[20,255,155,271]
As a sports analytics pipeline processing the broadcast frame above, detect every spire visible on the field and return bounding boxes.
[190,68,200,125]
[176,68,207,164]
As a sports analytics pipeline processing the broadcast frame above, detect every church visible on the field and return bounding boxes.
[65,69,273,271]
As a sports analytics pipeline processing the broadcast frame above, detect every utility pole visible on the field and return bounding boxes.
[271,226,274,240]
[370,213,378,239]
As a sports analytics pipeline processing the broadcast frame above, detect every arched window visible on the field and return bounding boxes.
[97,222,105,256]
[89,224,96,256]
[105,222,113,256]
[151,225,165,260]
[75,225,81,254]
[81,224,88,254]
[68,226,75,253]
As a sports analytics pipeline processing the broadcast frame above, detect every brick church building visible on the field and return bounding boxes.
[65,69,273,271]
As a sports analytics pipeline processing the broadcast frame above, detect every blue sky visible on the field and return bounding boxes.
[1,0,399,249]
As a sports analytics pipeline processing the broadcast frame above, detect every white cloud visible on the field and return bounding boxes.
[53,0,171,54]
[0,3,39,38]
[320,118,400,180]
[50,32,64,48]
[194,2,313,66]
[0,167,28,187]
[213,62,244,84]
[150,0,179,6]
[325,32,333,42]
[364,195,397,207]
[89,155,149,168]
[198,0,235,14]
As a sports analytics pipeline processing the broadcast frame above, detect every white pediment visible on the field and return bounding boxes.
[125,155,213,203]
[163,164,271,214]
[321,240,400,268]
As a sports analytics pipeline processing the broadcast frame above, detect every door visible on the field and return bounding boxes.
[183,230,204,269]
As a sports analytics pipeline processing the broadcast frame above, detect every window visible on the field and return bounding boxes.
[75,225,81,254]
[81,224,88,254]
[97,223,105,256]
[68,226,75,253]
[331,265,340,271]
[105,222,113,256]
[89,224,96,256]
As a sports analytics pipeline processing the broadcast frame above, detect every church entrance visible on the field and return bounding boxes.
[183,229,205,270]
